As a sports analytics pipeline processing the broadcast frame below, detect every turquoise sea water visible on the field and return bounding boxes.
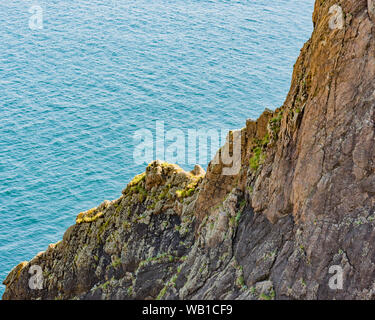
[0,0,314,296]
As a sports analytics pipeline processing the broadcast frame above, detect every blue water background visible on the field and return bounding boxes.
[0,0,314,296]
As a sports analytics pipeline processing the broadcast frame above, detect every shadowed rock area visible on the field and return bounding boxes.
[3,0,375,300]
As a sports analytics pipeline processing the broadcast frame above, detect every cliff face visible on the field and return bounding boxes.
[3,0,375,300]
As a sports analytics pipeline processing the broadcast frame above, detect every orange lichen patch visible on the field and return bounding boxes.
[16,262,27,279]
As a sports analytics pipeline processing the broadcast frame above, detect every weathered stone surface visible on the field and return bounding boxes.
[3,0,375,300]
[368,0,375,22]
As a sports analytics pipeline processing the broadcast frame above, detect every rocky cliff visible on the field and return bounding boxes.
[3,0,375,300]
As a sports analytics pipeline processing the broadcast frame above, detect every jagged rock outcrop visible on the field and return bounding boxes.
[3,0,375,300]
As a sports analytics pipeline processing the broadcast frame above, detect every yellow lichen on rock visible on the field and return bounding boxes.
[128,172,146,187]
[175,171,204,200]
[76,207,104,224]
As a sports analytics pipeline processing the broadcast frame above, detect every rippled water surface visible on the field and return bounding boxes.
[0,0,314,295]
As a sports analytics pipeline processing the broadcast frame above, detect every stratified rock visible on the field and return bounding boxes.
[3,0,375,300]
